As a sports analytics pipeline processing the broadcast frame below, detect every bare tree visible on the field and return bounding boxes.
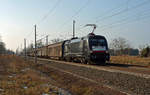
[110,37,131,55]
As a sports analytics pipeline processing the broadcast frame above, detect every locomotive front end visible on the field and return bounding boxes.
[88,34,110,63]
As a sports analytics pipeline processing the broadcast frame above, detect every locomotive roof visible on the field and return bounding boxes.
[82,34,105,39]
[65,34,106,44]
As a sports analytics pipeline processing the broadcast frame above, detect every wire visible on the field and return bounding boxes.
[99,7,150,30]
[37,0,62,25]
[95,0,150,23]
[94,0,129,20]
[67,0,150,39]
[25,31,34,38]
[25,25,35,39]
[99,12,150,32]
[27,0,62,47]
[96,11,150,43]
[58,0,91,30]
[101,14,150,41]
[71,0,130,36]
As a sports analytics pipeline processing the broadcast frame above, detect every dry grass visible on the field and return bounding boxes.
[0,55,125,95]
[110,55,150,66]
[0,55,59,95]
[0,55,102,95]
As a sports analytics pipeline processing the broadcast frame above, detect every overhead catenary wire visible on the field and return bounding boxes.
[26,0,62,49]
[94,0,130,20]
[25,25,37,40]
[98,11,150,33]
[100,13,150,41]
[95,0,150,23]
[25,0,150,48]
[75,0,150,39]
[99,8,150,31]
[37,0,62,25]
[25,0,61,40]
[99,6,150,29]
[25,31,34,38]
[33,0,62,48]
[84,0,150,36]
[57,0,91,31]
[76,0,130,32]
[74,0,132,36]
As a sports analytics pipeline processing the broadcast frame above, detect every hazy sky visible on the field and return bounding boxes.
[0,0,150,51]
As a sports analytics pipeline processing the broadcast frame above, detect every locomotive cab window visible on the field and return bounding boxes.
[89,36,108,51]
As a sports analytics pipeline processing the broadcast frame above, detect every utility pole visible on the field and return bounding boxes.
[24,38,26,61]
[73,20,75,38]
[34,25,37,64]
[20,44,22,55]
[46,35,48,56]
[46,35,48,46]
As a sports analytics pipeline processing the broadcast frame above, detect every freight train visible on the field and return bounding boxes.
[27,33,110,64]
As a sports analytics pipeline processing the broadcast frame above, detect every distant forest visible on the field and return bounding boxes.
[109,37,150,57]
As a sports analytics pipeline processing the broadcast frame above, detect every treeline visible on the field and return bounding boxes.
[109,48,139,56]
[0,36,14,55]
[109,37,150,57]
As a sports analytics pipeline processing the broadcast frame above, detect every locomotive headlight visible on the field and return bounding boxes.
[106,50,109,53]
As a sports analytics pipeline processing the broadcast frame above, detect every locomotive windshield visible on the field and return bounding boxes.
[89,36,108,51]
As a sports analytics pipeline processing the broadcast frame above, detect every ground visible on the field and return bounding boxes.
[0,55,150,95]
[0,55,65,95]
[0,55,124,95]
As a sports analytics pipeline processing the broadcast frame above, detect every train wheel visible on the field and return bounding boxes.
[86,60,92,65]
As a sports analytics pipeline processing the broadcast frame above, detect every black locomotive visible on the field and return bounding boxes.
[63,33,110,64]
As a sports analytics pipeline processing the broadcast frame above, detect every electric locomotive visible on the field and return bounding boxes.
[63,33,110,64]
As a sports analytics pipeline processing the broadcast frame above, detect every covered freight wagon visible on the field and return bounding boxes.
[47,42,64,59]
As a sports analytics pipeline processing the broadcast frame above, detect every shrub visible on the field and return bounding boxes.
[141,46,150,57]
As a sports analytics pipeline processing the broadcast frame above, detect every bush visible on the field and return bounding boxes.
[141,46,150,57]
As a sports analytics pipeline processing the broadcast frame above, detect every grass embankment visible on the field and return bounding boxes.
[110,56,150,66]
[0,55,60,95]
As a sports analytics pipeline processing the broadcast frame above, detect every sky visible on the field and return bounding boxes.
[0,0,150,51]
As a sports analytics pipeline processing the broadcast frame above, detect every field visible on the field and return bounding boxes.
[110,56,150,66]
[0,55,65,95]
[1,55,150,95]
[0,55,123,95]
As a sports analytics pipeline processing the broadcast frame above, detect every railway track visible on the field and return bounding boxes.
[34,57,150,78]
[28,57,150,95]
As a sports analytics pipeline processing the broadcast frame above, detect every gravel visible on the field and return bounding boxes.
[41,60,150,95]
